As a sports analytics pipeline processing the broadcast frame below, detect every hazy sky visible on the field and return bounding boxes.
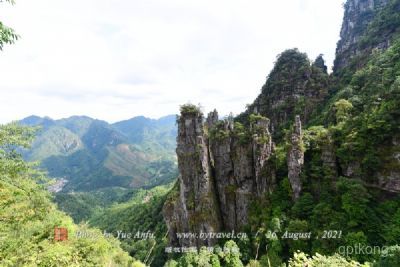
[0,0,344,123]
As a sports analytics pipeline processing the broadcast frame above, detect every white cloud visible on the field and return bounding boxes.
[0,0,344,123]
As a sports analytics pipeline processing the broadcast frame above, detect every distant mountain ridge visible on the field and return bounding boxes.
[20,114,178,192]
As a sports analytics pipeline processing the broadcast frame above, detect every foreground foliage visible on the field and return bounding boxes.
[0,123,139,266]
[0,0,18,50]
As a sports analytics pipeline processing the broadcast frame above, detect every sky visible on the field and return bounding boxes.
[0,0,344,123]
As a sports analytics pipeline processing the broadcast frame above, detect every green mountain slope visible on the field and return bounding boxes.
[89,183,173,266]
[20,115,178,192]
[24,126,83,161]
[112,115,177,158]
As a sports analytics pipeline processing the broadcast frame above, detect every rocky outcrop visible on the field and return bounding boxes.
[252,117,274,196]
[230,116,275,228]
[207,110,236,231]
[376,136,400,193]
[378,171,400,193]
[287,115,304,200]
[321,138,338,180]
[164,107,222,247]
[163,106,276,246]
[239,49,329,138]
[334,0,392,72]
[231,141,254,229]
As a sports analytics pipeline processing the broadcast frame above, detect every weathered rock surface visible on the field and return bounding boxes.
[207,111,236,231]
[287,115,304,200]
[164,109,222,247]
[163,108,276,246]
[321,136,338,180]
[334,0,392,71]
[377,136,400,193]
[252,117,274,196]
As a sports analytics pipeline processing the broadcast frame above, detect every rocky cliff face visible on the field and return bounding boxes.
[334,0,394,72]
[164,108,221,247]
[287,116,304,200]
[333,0,400,193]
[163,106,281,246]
[374,135,400,193]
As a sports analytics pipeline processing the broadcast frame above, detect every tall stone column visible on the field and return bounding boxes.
[288,115,304,200]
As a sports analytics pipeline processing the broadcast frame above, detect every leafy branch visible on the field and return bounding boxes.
[0,0,18,50]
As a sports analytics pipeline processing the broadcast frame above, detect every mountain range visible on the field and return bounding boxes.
[20,114,178,192]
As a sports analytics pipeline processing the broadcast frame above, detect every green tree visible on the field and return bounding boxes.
[337,178,370,228]
[291,193,314,219]
[222,241,243,267]
[133,261,147,267]
[285,220,310,255]
[0,0,18,50]
[334,99,353,123]
[314,54,328,73]
[288,252,369,267]
[374,246,400,267]
[245,260,261,267]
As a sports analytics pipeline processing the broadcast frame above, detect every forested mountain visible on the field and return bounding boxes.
[20,115,177,192]
[89,183,174,266]
[162,0,400,266]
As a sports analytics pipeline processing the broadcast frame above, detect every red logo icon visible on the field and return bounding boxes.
[54,227,68,241]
